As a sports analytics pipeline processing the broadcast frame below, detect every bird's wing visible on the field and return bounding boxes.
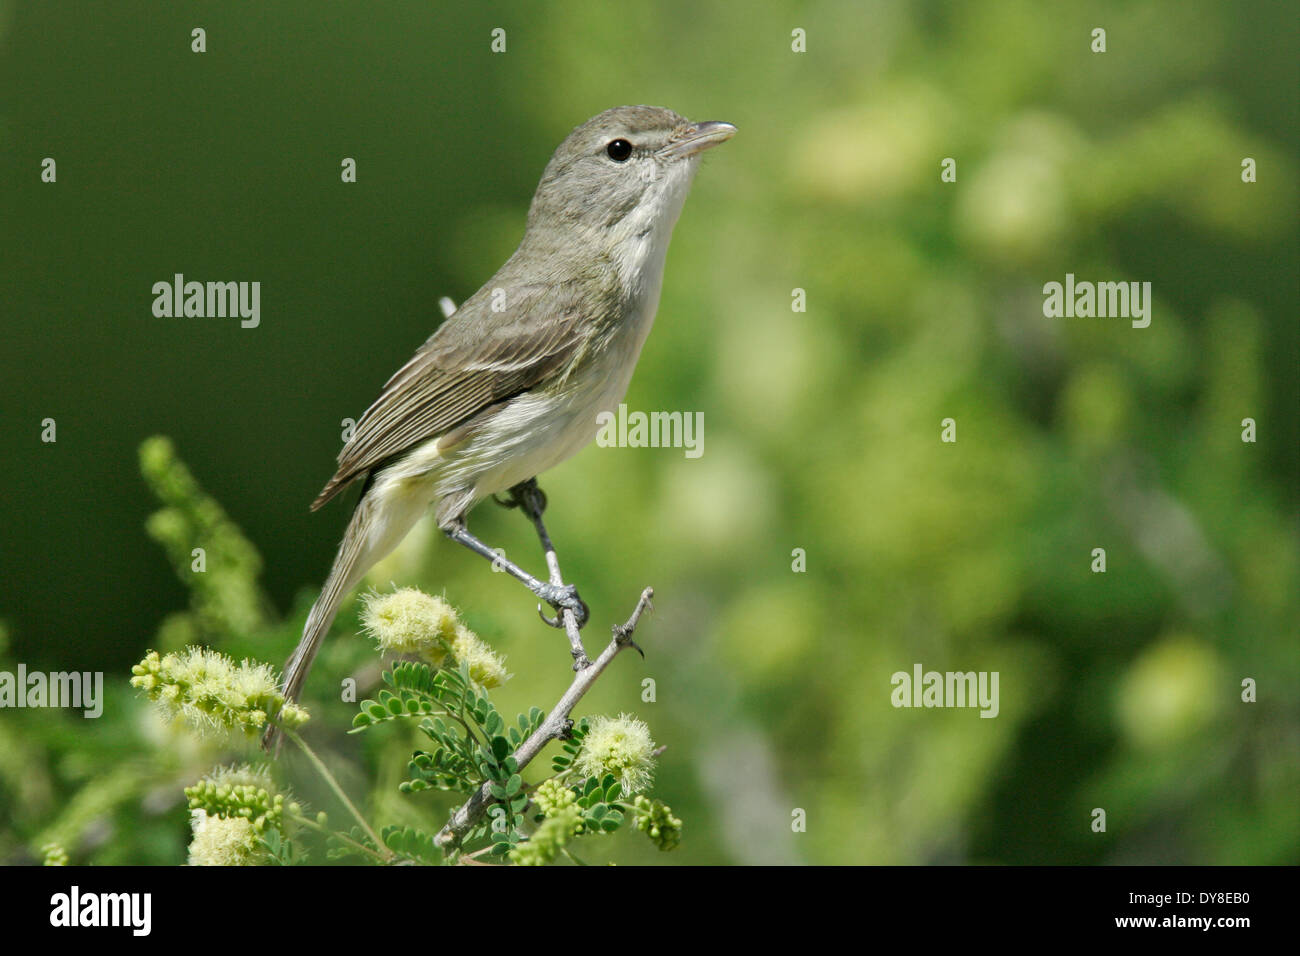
[311,282,594,510]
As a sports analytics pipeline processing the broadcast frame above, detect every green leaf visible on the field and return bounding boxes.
[380,825,442,865]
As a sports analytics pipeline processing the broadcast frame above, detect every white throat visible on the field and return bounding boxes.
[611,157,701,308]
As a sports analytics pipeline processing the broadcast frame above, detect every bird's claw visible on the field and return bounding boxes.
[494,479,547,517]
[536,582,588,629]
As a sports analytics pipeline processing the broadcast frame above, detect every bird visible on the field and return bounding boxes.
[268,105,735,746]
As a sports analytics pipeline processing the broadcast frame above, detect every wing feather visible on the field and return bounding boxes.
[311,281,594,510]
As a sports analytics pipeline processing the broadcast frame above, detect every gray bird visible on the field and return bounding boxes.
[270,106,735,742]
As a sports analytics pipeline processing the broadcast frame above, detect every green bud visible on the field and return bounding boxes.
[632,796,682,851]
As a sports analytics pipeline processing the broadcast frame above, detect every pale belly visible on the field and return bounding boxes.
[464,350,636,496]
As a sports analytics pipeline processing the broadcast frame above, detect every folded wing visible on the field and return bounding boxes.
[312,282,593,510]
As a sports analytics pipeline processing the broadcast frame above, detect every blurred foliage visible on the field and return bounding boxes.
[0,0,1296,864]
[140,436,273,639]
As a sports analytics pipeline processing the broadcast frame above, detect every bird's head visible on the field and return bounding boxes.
[524,106,736,257]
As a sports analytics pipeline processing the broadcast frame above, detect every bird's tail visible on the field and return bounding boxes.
[263,480,428,752]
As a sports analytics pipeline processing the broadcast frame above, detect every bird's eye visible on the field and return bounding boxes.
[606,139,633,162]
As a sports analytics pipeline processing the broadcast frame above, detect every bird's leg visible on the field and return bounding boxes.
[494,479,569,585]
[492,478,592,667]
[444,516,589,631]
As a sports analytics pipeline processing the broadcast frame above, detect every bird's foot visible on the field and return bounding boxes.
[536,581,589,630]
[493,478,547,518]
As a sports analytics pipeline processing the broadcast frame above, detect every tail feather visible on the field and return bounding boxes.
[263,484,427,752]
[311,473,351,512]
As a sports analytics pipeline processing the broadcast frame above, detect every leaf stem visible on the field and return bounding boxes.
[288,811,389,863]
[280,725,391,861]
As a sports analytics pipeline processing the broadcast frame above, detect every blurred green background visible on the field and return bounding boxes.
[0,0,1296,865]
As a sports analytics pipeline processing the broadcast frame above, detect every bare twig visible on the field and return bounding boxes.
[434,587,654,849]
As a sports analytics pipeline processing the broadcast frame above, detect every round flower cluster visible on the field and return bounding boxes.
[187,811,264,866]
[573,714,656,796]
[131,647,309,738]
[361,588,509,688]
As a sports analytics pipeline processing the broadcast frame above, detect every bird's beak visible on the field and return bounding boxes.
[661,120,737,159]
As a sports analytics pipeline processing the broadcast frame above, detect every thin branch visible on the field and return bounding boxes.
[435,586,654,850]
[519,482,591,668]
[281,726,391,860]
